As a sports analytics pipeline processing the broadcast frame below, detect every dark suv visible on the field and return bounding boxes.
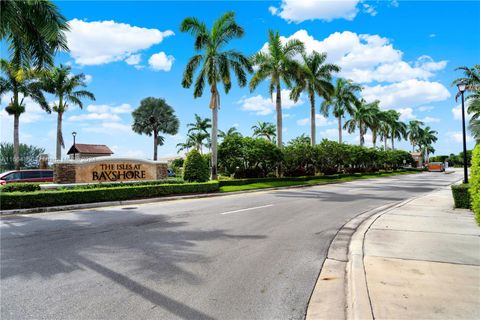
[0,169,53,185]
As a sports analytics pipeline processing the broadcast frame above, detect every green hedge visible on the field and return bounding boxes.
[0,181,219,210]
[0,183,41,192]
[451,184,471,209]
[469,145,480,224]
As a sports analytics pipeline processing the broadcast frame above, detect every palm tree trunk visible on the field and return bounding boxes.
[153,130,158,161]
[391,137,395,150]
[338,116,342,144]
[372,129,376,148]
[384,133,387,150]
[275,84,283,148]
[210,86,218,180]
[360,122,364,147]
[13,112,20,170]
[56,111,63,160]
[310,93,315,146]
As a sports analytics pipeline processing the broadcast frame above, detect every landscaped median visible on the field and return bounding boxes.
[0,169,422,211]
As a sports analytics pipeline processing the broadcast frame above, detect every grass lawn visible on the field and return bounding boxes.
[219,171,419,193]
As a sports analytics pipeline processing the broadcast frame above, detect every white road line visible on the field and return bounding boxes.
[220,204,274,215]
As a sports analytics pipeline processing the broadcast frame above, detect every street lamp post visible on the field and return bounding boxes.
[72,131,77,160]
[456,81,468,184]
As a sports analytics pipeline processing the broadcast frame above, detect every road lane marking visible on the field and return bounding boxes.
[220,204,274,215]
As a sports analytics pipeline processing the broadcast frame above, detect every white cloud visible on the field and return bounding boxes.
[429,33,436,38]
[84,74,93,83]
[452,103,472,121]
[363,3,377,16]
[148,52,175,71]
[125,54,141,65]
[67,113,121,122]
[261,30,448,84]
[397,108,416,121]
[86,103,132,114]
[418,106,435,112]
[0,93,48,123]
[270,0,361,23]
[66,19,174,65]
[446,131,472,143]
[296,114,331,127]
[83,122,131,135]
[362,79,451,109]
[422,116,440,123]
[238,89,304,115]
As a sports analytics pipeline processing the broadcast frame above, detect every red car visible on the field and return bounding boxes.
[0,169,53,185]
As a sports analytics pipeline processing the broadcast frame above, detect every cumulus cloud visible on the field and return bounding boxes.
[296,114,331,126]
[83,122,132,135]
[148,52,175,71]
[86,103,132,114]
[66,19,174,65]
[421,116,440,123]
[238,89,304,115]
[362,80,451,109]
[270,0,361,23]
[418,106,435,112]
[68,103,133,122]
[84,74,93,83]
[397,107,416,121]
[125,54,141,65]
[452,103,472,120]
[67,113,120,122]
[0,93,47,124]
[446,131,472,143]
[261,30,448,84]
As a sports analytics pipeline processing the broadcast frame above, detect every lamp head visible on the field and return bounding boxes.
[457,80,467,93]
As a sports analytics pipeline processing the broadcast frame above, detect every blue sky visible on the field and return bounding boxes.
[1,0,479,160]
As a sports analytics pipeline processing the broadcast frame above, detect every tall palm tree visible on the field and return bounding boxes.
[132,97,179,160]
[290,51,339,145]
[187,113,211,135]
[250,30,304,148]
[41,65,95,160]
[407,120,425,152]
[453,65,480,143]
[0,59,49,169]
[419,126,438,163]
[177,132,209,154]
[364,101,381,148]
[321,78,361,144]
[378,110,404,150]
[251,121,276,142]
[344,100,376,147]
[452,65,480,94]
[218,127,242,139]
[181,11,252,180]
[1,0,69,69]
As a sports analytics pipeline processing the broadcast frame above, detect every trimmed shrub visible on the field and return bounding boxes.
[451,184,471,209]
[469,145,480,224]
[0,181,219,210]
[183,149,210,182]
[1,183,41,192]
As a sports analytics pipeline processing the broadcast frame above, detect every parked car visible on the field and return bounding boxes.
[0,169,53,185]
[167,169,176,177]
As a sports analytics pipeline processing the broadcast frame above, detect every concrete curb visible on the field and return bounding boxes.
[0,172,421,216]
[305,185,457,320]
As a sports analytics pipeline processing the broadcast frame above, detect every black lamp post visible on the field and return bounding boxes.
[72,131,77,160]
[456,81,468,183]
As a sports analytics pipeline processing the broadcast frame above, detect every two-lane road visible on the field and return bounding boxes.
[0,172,461,319]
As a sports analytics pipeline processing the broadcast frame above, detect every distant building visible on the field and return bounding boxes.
[411,152,423,168]
[67,144,114,159]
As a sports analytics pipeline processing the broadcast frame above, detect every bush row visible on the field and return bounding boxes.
[451,184,471,209]
[218,136,415,178]
[469,145,480,224]
[0,181,219,210]
[1,182,42,192]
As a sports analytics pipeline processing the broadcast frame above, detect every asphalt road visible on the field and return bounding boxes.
[0,171,461,320]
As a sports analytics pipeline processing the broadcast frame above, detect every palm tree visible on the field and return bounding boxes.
[321,78,361,144]
[177,132,209,154]
[419,126,438,163]
[344,100,376,147]
[378,110,402,150]
[290,51,339,145]
[364,101,381,148]
[452,65,480,95]
[1,0,69,69]
[218,127,242,139]
[187,113,211,135]
[250,30,304,148]
[181,11,252,180]
[41,65,95,160]
[0,59,49,169]
[132,97,179,161]
[407,120,425,152]
[251,121,276,142]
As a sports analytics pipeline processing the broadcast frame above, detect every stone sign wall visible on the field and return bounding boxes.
[54,157,168,184]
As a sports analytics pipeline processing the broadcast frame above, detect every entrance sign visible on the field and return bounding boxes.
[54,157,168,184]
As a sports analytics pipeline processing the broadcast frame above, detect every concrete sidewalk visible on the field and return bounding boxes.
[307,185,480,320]
[362,187,480,319]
